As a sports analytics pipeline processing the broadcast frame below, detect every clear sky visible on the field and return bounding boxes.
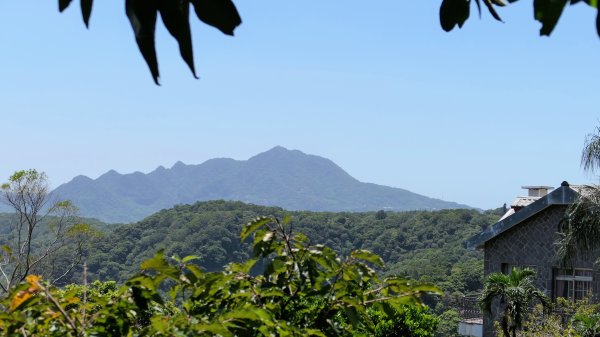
[1,1,599,210]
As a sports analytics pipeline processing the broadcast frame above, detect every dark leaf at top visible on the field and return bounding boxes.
[158,0,197,78]
[440,0,471,32]
[190,0,242,35]
[474,0,482,18]
[126,0,160,85]
[534,0,568,36]
[59,0,73,12]
[483,0,504,21]
[81,0,93,28]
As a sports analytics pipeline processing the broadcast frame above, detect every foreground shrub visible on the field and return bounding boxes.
[0,216,441,336]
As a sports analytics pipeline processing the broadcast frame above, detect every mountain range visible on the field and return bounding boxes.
[50,146,470,223]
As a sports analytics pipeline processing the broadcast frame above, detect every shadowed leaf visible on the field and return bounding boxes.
[597,9,600,40]
[534,0,568,36]
[81,0,93,28]
[59,0,72,12]
[126,0,160,84]
[474,0,482,17]
[190,0,242,35]
[440,0,471,32]
[158,0,197,78]
[484,0,504,21]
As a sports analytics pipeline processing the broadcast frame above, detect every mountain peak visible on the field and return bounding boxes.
[52,147,471,223]
[70,175,93,183]
[250,146,306,161]
[171,161,186,169]
[99,170,120,179]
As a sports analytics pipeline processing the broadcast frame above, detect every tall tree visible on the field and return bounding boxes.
[0,170,91,292]
[479,268,550,337]
[558,126,600,264]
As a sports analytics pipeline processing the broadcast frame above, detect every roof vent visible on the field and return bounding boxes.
[521,186,553,197]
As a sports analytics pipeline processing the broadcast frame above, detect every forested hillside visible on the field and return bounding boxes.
[52,147,471,223]
[79,201,499,295]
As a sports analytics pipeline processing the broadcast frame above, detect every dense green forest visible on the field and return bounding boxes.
[0,200,501,336]
[67,200,500,297]
[1,216,445,336]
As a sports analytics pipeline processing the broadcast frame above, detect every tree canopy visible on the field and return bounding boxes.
[56,0,598,84]
[0,216,442,336]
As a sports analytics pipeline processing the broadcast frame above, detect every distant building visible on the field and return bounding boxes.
[466,182,600,337]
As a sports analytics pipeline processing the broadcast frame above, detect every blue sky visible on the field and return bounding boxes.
[1,1,599,210]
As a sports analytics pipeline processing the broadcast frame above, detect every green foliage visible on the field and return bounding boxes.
[0,217,441,336]
[558,184,600,265]
[479,268,551,337]
[503,298,600,337]
[0,170,99,292]
[435,309,460,337]
[439,0,600,39]
[77,200,496,297]
[375,210,387,220]
[369,305,439,337]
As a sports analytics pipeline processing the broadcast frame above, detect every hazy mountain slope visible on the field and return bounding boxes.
[52,146,470,223]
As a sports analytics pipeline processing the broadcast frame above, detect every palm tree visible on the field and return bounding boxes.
[479,268,551,337]
[558,126,600,264]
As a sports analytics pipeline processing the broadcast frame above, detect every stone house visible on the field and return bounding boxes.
[466,182,600,337]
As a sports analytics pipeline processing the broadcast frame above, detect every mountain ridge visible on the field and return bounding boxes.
[51,147,471,223]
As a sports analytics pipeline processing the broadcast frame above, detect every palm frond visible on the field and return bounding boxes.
[582,126,600,174]
[557,186,600,265]
[479,268,551,334]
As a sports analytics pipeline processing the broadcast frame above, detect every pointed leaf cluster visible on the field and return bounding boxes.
[59,0,241,84]
[439,0,600,39]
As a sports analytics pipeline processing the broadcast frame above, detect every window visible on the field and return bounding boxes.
[501,263,510,274]
[554,268,593,301]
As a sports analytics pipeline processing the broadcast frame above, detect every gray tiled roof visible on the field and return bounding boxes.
[511,196,540,208]
[466,183,579,249]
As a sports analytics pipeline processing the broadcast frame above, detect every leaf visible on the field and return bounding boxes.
[140,251,181,280]
[534,0,568,36]
[241,216,272,241]
[474,0,482,17]
[158,0,197,78]
[1,245,12,256]
[59,0,73,12]
[439,0,471,32]
[10,292,30,311]
[597,8,600,38]
[81,0,93,28]
[190,0,242,35]
[350,249,384,267]
[182,255,201,263]
[344,306,360,328]
[483,0,504,21]
[571,0,597,7]
[126,0,160,85]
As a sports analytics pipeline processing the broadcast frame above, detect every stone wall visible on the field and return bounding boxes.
[482,205,600,336]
